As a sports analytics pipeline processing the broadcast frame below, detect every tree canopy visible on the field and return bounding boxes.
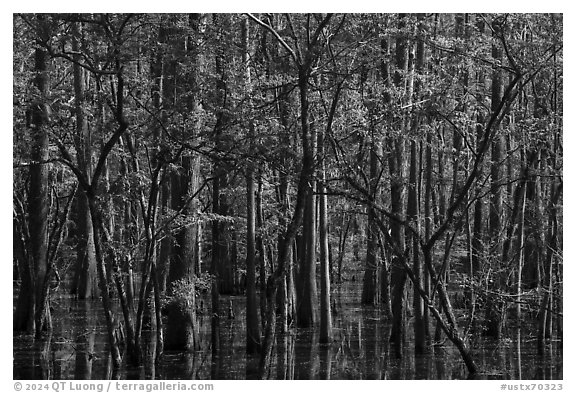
[13,13,562,379]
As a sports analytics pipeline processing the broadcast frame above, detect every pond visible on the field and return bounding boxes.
[13,281,562,380]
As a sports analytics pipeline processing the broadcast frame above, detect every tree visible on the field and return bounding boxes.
[388,13,409,357]
[14,14,52,336]
[13,13,562,379]
[247,12,334,375]
[485,17,506,339]
[70,20,97,301]
[242,15,262,354]
[318,100,332,344]
[163,13,204,351]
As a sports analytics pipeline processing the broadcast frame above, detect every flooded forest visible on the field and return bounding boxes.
[13,13,563,380]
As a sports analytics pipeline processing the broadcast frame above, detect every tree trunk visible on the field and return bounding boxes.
[165,154,201,351]
[361,135,379,305]
[408,249,477,374]
[471,112,485,274]
[423,132,434,342]
[318,128,332,343]
[274,22,296,333]
[408,136,425,354]
[72,21,97,300]
[538,181,561,354]
[296,72,319,328]
[515,177,527,319]
[415,15,430,346]
[378,235,392,316]
[388,13,408,356]
[213,13,235,295]
[87,198,122,368]
[471,15,487,276]
[297,172,318,327]
[257,174,270,330]
[13,213,35,333]
[165,13,204,352]
[253,13,334,375]
[24,14,52,337]
[406,20,423,352]
[485,28,505,339]
[243,16,262,354]
[390,257,407,358]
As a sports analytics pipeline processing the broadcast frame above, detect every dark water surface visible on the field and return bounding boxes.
[13,282,562,380]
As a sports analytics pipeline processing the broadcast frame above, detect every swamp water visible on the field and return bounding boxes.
[13,282,562,380]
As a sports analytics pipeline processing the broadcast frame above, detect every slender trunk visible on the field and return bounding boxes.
[424,131,434,343]
[516,179,527,319]
[529,152,544,289]
[471,16,487,276]
[538,181,561,353]
[111,249,139,364]
[318,128,332,343]
[412,15,430,350]
[246,154,262,353]
[337,216,351,284]
[151,263,164,363]
[377,36,393,320]
[471,114,485,274]
[406,26,423,347]
[13,210,35,332]
[256,175,269,330]
[407,249,477,374]
[361,135,379,305]
[158,181,172,293]
[213,14,235,295]
[211,278,220,358]
[408,137,425,354]
[378,235,392,316]
[390,257,407,358]
[87,198,122,368]
[243,17,262,354]
[156,26,171,298]
[486,30,505,339]
[274,24,295,333]
[389,13,408,356]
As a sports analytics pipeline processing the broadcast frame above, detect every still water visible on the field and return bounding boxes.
[13,282,562,380]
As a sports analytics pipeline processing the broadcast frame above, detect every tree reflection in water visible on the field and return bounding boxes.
[13,282,562,380]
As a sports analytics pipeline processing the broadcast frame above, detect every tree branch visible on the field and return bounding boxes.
[246,13,299,66]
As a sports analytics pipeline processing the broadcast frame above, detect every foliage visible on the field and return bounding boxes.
[13,13,562,375]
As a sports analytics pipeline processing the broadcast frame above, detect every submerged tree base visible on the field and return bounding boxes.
[13,281,562,380]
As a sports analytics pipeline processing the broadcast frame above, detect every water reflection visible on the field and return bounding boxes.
[13,283,562,380]
[275,332,295,379]
[319,345,332,380]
